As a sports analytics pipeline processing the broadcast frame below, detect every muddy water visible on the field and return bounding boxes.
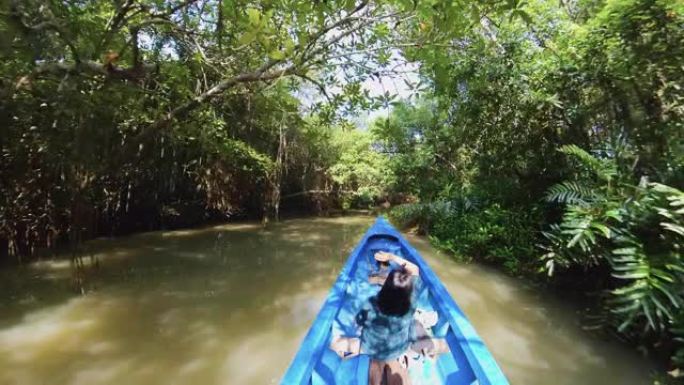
[0,216,654,384]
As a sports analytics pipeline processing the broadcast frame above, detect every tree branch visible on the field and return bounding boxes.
[295,72,332,102]
[296,1,369,63]
[16,60,158,89]
[99,0,136,51]
[151,0,200,18]
[145,3,378,129]
[149,65,297,130]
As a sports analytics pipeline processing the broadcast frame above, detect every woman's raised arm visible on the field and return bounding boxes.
[374,251,419,276]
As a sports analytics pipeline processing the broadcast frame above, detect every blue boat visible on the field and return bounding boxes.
[281,216,509,385]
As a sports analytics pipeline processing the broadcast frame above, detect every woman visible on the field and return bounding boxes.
[331,252,447,385]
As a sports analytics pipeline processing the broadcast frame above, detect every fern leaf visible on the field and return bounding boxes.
[545,181,595,204]
[558,144,616,181]
[661,222,684,236]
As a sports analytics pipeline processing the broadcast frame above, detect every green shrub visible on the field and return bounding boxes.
[541,145,684,370]
[390,199,539,274]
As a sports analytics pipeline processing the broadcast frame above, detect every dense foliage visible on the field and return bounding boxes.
[381,0,683,376]
[542,145,683,350]
[0,0,431,260]
[2,0,533,261]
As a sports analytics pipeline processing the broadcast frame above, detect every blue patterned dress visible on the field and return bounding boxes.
[355,276,424,361]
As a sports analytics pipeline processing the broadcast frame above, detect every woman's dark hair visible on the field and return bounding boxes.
[377,267,413,316]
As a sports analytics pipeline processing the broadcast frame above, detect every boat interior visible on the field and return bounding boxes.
[311,234,480,385]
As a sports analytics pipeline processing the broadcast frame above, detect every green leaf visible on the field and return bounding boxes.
[374,23,390,39]
[283,37,296,54]
[613,300,640,314]
[513,9,534,25]
[246,8,262,26]
[268,49,286,60]
[617,309,638,332]
[604,209,622,221]
[238,31,257,45]
[642,302,657,330]
[651,268,674,283]
[591,222,611,238]
[567,231,584,249]
[611,270,649,280]
[651,296,673,319]
[651,281,681,308]
[661,222,684,236]
[613,247,638,256]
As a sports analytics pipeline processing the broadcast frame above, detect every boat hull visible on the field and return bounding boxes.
[281,216,509,385]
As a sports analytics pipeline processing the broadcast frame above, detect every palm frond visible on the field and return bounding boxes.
[559,144,617,181]
[608,239,684,333]
[545,181,596,204]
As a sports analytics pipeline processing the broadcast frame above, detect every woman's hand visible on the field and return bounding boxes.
[374,251,392,263]
[374,251,419,276]
[422,338,449,358]
[330,337,361,359]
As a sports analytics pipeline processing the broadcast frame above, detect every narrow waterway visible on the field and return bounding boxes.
[0,215,654,384]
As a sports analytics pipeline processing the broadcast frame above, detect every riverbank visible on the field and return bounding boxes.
[0,207,377,268]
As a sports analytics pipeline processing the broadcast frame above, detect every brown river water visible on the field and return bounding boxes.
[0,215,654,384]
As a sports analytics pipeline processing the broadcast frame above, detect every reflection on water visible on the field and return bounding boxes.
[0,216,654,384]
